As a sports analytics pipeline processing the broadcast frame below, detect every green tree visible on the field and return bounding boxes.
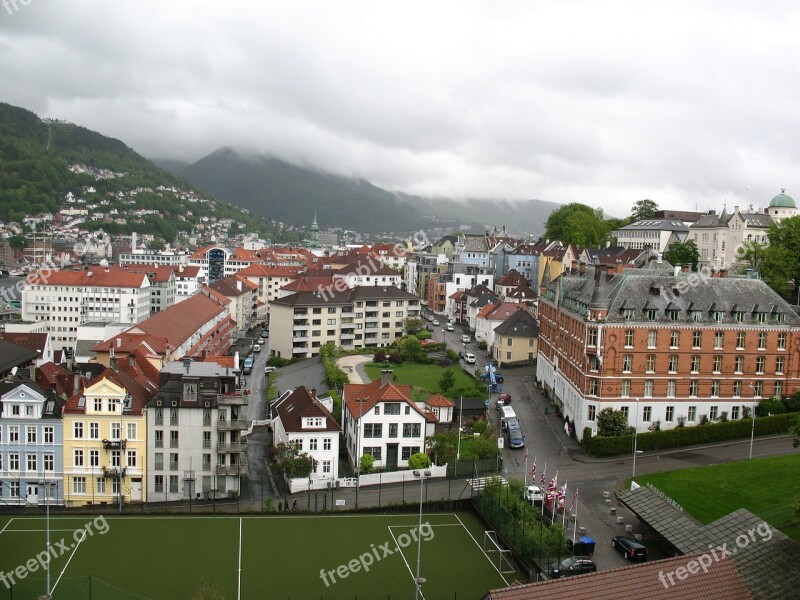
[359,453,375,474]
[438,369,455,393]
[756,397,785,417]
[631,199,659,221]
[733,240,767,275]
[664,239,700,270]
[596,408,631,437]
[273,442,315,478]
[761,216,800,301]
[8,235,25,249]
[543,203,611,246]
[408,452,431,469]
[403,317,424,334]
[397,335,424,362]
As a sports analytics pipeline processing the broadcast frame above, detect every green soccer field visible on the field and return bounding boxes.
[0,511,520,599]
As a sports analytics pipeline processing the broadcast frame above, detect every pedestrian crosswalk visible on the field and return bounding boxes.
[469,476,508,491]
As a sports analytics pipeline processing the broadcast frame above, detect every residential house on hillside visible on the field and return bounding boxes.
[0,373,64,506]
[236,263,301,306]
[146,359,247,502]
[342,371,433,471]
[271,386,341,485]
[419,394,454,425]
[494,269,528,298]
[61,369,149,507]
[492,306,539,367]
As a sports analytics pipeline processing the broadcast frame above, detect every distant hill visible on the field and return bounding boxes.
[0,102,267,240]
[177,147,561,235]
[179,148,433,233]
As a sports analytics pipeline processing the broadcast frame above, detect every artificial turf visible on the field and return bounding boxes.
[0,511,517,599]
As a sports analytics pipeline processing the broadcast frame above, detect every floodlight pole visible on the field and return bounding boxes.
[413,470,431,600]
[749,382,756,460]
[632,398,640,479]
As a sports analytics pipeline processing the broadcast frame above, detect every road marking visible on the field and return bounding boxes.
[237,517,243,600]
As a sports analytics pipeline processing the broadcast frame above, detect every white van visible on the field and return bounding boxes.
[500,406,517,430]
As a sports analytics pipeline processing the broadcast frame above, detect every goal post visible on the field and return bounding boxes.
[482,530,515,573]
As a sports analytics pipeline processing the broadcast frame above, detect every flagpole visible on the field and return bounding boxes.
[572,489,579,542]
[540,463,546,518]
[524,453,528,487]
[562,482,568,529]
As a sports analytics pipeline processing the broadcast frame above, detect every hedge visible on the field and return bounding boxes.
[319,343,349,389]
[584,412,797,457]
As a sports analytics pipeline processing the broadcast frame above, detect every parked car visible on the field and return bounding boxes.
[264,366,277,375]
[426,324,435,332]
[464,352,476,364]
[506,423,525,448]
[548,556,597,579]
[496,393,512,409]
[611,536,649,561]
[252,344,262,353]
[257,337,265,345]
[446,323,454,331]
[432,319,439,326]
[460,334,471,344]
[523,485,543,504]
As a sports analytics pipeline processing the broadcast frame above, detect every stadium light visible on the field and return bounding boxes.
[412,469,432,600]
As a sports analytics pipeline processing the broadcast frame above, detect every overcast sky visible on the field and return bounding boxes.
[2,1,799,216]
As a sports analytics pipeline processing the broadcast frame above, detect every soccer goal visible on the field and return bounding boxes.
[482,530,516,574]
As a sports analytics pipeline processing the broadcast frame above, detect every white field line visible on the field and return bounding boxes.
[51,528,88,594]
[454,513,510,587]
[387,526,425,600]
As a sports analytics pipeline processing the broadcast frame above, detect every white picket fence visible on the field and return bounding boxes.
[287,464,448,494]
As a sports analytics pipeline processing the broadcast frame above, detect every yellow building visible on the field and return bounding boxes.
[62,370,147,507]
[492,306,539,367]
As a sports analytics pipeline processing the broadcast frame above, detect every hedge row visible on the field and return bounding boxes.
[584,412,796,457]
[319,343,349,389]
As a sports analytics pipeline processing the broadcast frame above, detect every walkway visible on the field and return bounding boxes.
[336,354,373,384]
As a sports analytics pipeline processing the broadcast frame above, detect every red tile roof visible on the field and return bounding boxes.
[486,551,752,600]
[425,394,455,408]
[281,276,341,293]
[131,292,226,349]
[93,332,168,355]
[120,264,176,283]
[237,263,303,278]
[204,355,235,368]
[172,265,203,278]
[26,268,148,288]
[344,378,423,419]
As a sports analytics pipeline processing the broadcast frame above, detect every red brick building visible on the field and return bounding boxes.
[537,264,800,440]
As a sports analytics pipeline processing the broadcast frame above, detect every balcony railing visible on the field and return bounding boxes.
[102,467,126,479]
[218,393,248,406]
[217,419,249,430]
[218,443,247,453]
[102,439,126,450]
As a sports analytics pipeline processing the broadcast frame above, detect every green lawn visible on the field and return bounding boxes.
[0,511,516,599]
[364,361,488,401]
[633,453,800,541]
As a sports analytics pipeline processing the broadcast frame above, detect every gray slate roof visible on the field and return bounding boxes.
[547,269,800,326]
[618,486,800,600]
[493,308,539,338]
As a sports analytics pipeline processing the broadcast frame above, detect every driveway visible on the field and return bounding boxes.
[336,354,373,384]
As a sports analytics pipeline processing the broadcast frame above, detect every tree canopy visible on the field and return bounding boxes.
[543,203,611,246]
[760,216,800,302]
[630,199,659,221]
[663,239,700,270]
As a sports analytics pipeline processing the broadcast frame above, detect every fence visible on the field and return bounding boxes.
[472,479,569,579]
[0,576,152,600]
[285,464,450,494]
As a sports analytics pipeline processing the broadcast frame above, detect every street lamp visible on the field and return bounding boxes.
[632,398,640,479]
[749,382,757,460]
[412,469,432,600]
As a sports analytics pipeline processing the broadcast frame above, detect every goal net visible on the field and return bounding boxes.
[482,530,515,573]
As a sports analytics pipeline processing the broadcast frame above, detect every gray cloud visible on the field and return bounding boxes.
[2,0,800,216]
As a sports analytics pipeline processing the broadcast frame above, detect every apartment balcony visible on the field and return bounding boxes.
[218,442,247,453]
[216,463,247,476]
[292,333,309,341]
[102,439,127,450]
[102,467,127,479]
[293,319,309,327]
[340,332,355,340]
[218,393,248,406]
[217,419,249,430]
[365,312,379,320]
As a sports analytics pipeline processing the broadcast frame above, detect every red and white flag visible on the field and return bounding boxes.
[570,489,579,511]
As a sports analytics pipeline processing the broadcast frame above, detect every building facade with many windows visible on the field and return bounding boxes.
[269,287,421,358]
[0,376,64,506]
[61,371,147,507]
[145,360,248,503]
[536,265,800,441]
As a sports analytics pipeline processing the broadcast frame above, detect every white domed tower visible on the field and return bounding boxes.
[766,189,797,223]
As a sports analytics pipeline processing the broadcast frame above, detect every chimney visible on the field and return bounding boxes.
[234,351,240,370]
[681,264,690,273]
[571,259,578,272]
[616,262,624,274]
[27,365,36,381]
[380,369,393,387]
[311,387,317,398]
[183,357,192,373]
[711,270,720,278]
[74,373,80,394]
[580,262,587,274]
